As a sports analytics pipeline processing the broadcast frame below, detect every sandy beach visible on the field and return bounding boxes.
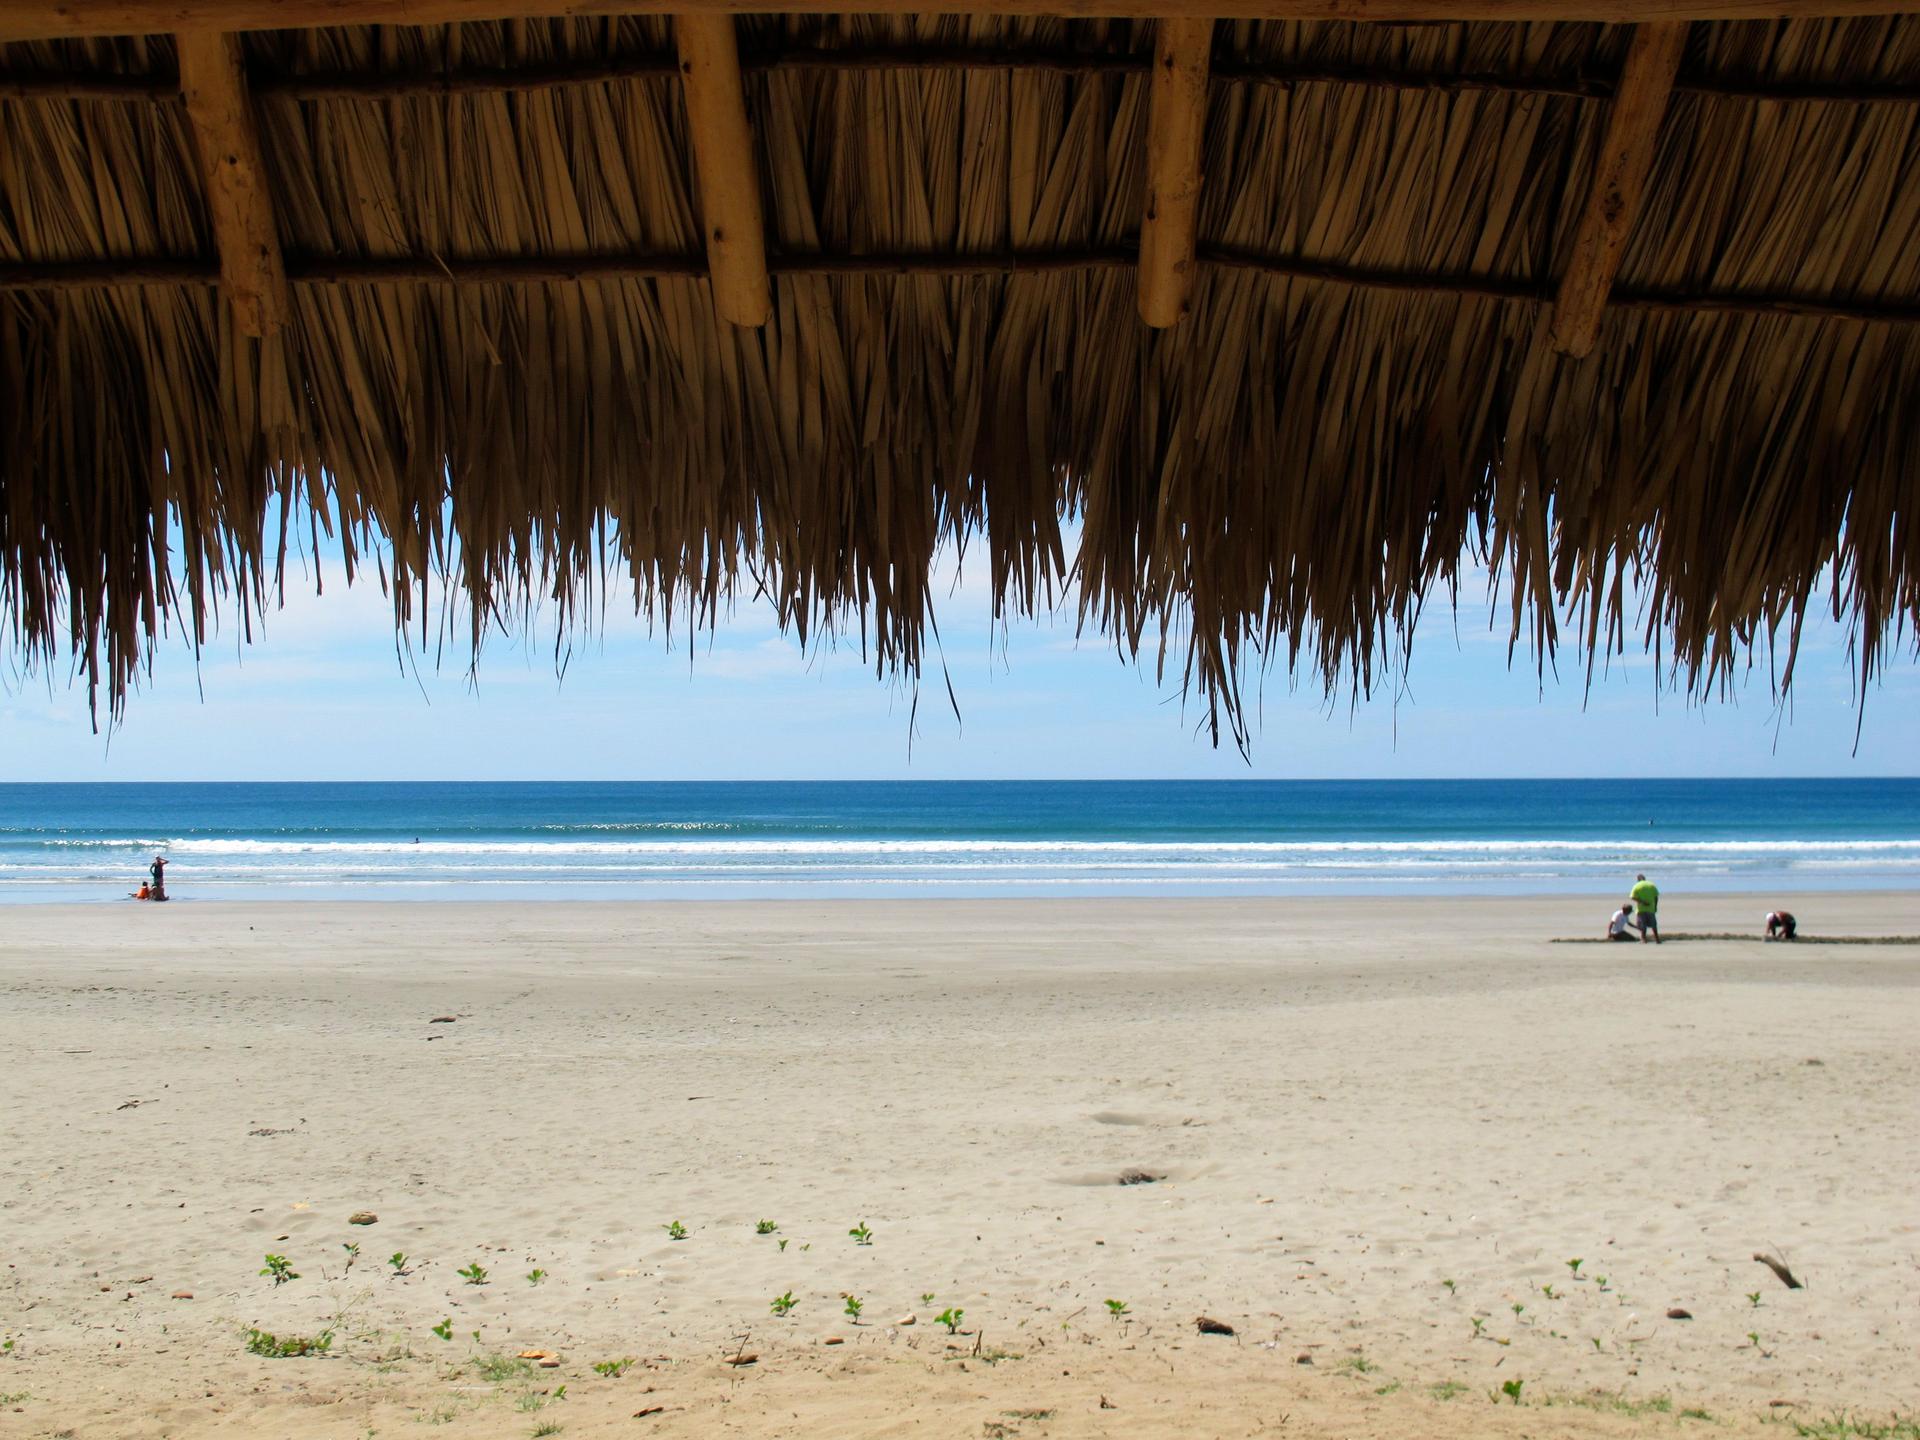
[2,894,1916,1438]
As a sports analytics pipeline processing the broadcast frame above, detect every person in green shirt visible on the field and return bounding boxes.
[1630,874,1660,943]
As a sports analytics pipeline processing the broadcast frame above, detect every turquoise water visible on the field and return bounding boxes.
[1,780,1916,902]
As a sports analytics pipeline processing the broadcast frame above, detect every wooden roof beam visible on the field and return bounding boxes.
[675,15,770,328]
[176,30,288,338]
[1548,21,1688,357]
[1138,17,1213,328]
[0,1,1914,44]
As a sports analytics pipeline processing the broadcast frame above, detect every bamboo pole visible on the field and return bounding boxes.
[11,53,1920,107]
[675,14,771,327]
[1547,21,1690,357]
[4,245,1916,327]
[176,30,289,337]
[1138,17,1213,327]
[1,0,1915,43]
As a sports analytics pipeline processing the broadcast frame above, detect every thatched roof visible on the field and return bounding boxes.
[1,5,1916,741]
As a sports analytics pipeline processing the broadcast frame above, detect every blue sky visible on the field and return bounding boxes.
[3,539,1915,780]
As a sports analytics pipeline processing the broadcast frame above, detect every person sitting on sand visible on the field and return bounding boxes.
[1765,910,1797,942]
[149,855,168,902]
[1608,903,1638,941]
[1629,873,1660,943]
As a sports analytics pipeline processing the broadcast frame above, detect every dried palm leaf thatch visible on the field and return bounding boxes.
[1,15,1917,743]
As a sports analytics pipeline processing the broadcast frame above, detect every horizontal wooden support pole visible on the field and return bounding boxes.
[8,53,1919,106]
[3,0,1918,45]
[2,246,1916,328]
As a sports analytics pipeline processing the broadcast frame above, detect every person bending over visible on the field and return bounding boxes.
[1765,910,1797,942]
[1608,903,1638,942]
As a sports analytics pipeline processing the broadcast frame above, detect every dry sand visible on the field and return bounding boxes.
[1,894,1916,1439]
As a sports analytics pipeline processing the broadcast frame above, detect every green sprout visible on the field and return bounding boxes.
[755,1220,778,1235]
[245,1327,332,1358]
[1500,1378,1524,1406]
[527,1269,548,1286]
[1441,1279,1457,1295]
[777,1238,789,1252]
[1104,1299,1130,1318]
[388,1252,409,1275]
[848,1223,873,1246]
[1747,1292,1763,1308]
[935,1307,964,1334]
[663,1221,688,1241]
[457,1262,489,1286]
[770,1291,798,1317]
[844,1295,863,1322]
[260,1254,299,1286]
[1566,1259,1583,1276]
[431,1318,453,1341]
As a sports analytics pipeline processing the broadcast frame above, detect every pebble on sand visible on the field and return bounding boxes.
[895,1314,916,1326]
[348,1211,378,1225]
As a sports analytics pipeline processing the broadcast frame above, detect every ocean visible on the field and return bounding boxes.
[1,779,1916,903]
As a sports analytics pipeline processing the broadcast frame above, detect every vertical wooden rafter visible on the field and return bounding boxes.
[177,30,288,337]
[675,15,770,327]
[1547,21,1689,357]
[1137,17,1214,328]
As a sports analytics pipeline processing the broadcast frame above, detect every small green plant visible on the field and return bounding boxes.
[1542,1284,1557,1299]
[1748,1292,1763,1308]
[1343,1353,1379,1375]
[260,1254,299,1286]
[1566,1258,1583,1276]
[1470,1316,1486,1338]
[1591,1336,1604,1352]
[532,1423,564,1437]
[342,1242,360,1267]
[527,1269,547,1286]
[431,1318,453,1342]
[1594,1275,1610,1291]
[935,1307,964,1334]
[1430,1380,1469,1401]
[388,1252,409,1275]
[756,1220,778,1234]
[1511,1302,1526,1320]
[664,1221,688,1241]
[921,1293,936,1305]
[457,1261,489,1286]
[474,1354,534,1382]
[770,1291,798,1317]
[1500,1378,1524,1406]
[245,1327,333,1358]
[845,1295,864,1322]
[1441,1278,1457,1294]
[1104,1299,1130,1318]
[591,1358,635,1378]
[848,1222,873,1246]
[777,1238,789,1252]
[0,1391,28,1405]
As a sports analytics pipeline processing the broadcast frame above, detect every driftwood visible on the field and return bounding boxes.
[1753,1252,1804,1290]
